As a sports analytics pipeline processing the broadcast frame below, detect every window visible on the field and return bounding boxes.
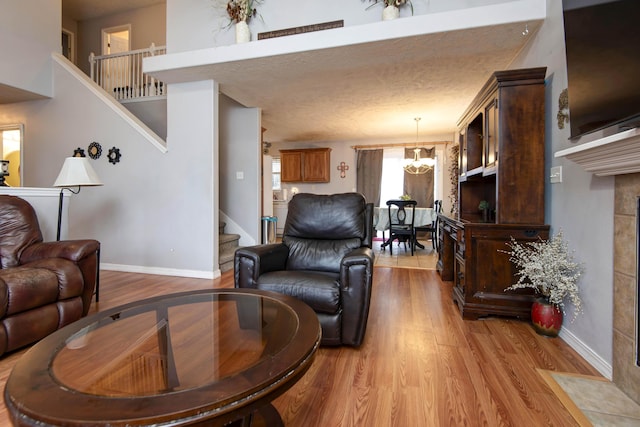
[379,147,405,206]
[379,147,438,207]
[272,157,281,190]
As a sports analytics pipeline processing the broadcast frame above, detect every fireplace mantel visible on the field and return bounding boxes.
[555,128,640,176]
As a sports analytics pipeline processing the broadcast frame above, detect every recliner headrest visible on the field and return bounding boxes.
[284,193,366,240]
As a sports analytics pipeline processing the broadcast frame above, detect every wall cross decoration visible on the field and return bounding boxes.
[337,162,349,178]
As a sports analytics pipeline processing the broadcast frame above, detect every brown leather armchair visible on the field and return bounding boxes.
[0,195,100,356]
[235,193,374,346]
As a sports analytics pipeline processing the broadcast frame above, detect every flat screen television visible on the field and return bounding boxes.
[562,0,640,140]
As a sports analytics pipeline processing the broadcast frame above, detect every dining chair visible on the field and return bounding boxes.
[414,200,442,251]
[385,199,417,256]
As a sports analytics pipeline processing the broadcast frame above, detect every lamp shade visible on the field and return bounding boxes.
[53,157,103,187]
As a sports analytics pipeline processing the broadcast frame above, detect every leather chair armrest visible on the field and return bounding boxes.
[339,246,374,346]
[234,243,289,289]
[20,240,100,316]
[20,240,100,264]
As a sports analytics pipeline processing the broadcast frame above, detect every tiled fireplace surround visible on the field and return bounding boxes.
[613,173,640,403]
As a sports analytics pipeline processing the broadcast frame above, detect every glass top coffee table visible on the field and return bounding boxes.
[4,289,321,426]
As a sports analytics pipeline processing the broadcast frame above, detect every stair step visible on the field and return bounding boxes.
[219,233,240,254]
[219,232,241,273]
[219,232,239,244]
[219,248,236,273]
[220,260,234,273]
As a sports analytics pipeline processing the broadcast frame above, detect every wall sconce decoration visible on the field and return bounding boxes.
[73,148,85,157]
[108,147,121,164]
[88,142,102,159]
[0,160,10,186]
[557,88,569,130]
[337,161,349,178]
[263,141,272,155]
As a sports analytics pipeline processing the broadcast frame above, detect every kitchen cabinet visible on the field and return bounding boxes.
[280,148,331,183]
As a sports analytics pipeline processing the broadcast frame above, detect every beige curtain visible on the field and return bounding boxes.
[403,147,435,208]
[356,149,383,206]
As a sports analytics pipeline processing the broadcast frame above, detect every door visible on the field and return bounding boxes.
[101,25,131,96]
[62,29,75,63]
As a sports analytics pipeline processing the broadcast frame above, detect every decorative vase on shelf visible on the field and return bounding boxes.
[235,20,250,43]
[531,298,563,337]
[382,5,400,20]
[482,208,490,223]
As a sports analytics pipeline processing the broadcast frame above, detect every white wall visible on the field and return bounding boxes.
[509,0,613,373]
[75,3,166,75]
[0,59,217,278]
[219,94,261,246]
[0,0,59,97]
[165,80,217,276]
[166,0,520,53]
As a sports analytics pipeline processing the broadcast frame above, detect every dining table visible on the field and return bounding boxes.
[373,206,436,251]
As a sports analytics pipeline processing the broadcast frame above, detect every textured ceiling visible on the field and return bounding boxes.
[220,24,540,143]
[62,1,540,144]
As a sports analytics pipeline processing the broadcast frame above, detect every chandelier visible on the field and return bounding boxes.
[402,117,435,175]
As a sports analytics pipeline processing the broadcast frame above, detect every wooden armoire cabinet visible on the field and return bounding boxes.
[437,67,550,320]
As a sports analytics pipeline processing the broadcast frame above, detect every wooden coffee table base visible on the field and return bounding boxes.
[220,404,283,427]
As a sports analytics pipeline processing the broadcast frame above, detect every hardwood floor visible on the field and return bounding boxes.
[0,268,600,426]
[373,238,438,269]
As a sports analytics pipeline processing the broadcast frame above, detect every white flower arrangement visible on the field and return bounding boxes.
[503,230,583,318]
[363,0,414,13]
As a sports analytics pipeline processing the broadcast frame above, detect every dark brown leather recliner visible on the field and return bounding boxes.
[0,195,100,356]
[235,192,374,346]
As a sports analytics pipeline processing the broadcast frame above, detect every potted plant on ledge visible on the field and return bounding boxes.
[226,0,262,43]
[503,230,583,337]
[478,200,490,222]
[363,0,413,21]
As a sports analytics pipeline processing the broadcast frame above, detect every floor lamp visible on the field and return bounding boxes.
[53,157,103,241]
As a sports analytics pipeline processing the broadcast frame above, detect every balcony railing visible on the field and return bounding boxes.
[90,44,166,101]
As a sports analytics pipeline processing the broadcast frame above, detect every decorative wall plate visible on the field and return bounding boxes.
[108,147,121,164]
[557,88,569,130]
[88,142,102,159]
[73,148,85,157]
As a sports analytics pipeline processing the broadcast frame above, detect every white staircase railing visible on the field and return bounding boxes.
[89,44,166,101]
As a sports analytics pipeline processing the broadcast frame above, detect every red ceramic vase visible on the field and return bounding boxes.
[531,298,563,337]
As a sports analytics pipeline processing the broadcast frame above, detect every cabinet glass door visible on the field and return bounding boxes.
[484,99,498,171]
[458,130,467,178]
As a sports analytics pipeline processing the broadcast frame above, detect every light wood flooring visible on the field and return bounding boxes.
[0,268,602,426]
[373,237,438,269]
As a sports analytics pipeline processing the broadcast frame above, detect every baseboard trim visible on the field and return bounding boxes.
[101,263,220,280]
[560,327,612,380]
